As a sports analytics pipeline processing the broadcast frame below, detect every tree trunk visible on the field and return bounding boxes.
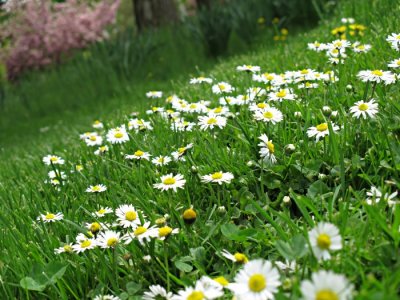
[133,0,178,32]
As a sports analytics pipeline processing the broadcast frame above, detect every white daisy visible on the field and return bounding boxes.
[208,106,230,116]
[349,99,378,119]
[253,107,283,124]
[366,186,398,206]
[201,171,234,185]
[341,17,355,24]
[171,143,193,161]
[198,114,227,130]
[128,118,153,132]
[212,82,235,94]
[96,230,121,248]
[252,72,278,84]
[268,88,296,101]
[85,133,103,147]
[249,102,270,112]
[298,82,319,89]
[173,276,223,300]
[357,70,396,85]
[54,244,73,254]
[309,222,342,260]
[48,170,67,180]
[72,238,97,253]
[86,184,107,193]
[157,226,179,240]
[92,207,113,218]
[143,285,173,300]
[221,249,248,264]
[236,64,261,73]
[388,58,400,68]
[386,33,400,51]
[146,91,163,98]
[92,120,104,129]
[154,173,186,192]
[93,295,120,300]
[275,260,296,273]
[227,259,281,300]
[352,42,371,53]
[171,119,196,132]
[300,270,353,300]
[43,155,65,165]
[258,134,277,164]
[307,41,327,52]
[123,222,157,245]
[106,125,130,144]
[115,204,141,228]
[307,122,339,141]
[125,150,151,161]
[151,155,172,166]
[37,212,64,223]
[94,145,109,156]
[190,76,213,84]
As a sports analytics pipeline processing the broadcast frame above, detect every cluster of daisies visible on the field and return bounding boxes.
[36,21,400,300]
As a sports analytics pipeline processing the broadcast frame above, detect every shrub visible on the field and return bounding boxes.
[0,0,120,80]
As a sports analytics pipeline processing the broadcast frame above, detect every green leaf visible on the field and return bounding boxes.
[20,277,47,292]
[174,260,193,273]
[45,261,68,284]
[126,282,142,295]
[220,223,239,238]
[276,234,308,260]
[307,180,330,198]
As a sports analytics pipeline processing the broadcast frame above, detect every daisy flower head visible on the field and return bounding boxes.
[298,82,319,89]
[307,122,339,141]
[125,150,151,161]
[253,107,283,124]
[308,41,327,52]
[157,226,179,240]
[146,106,165,115]
[300,270,353,300]
[123,222,156,245]
[37,212,64,223]
[386,33,400,51]
[171,119,196,132]
[92,120,104,129]
[357,70,396,85]
[352,42,371,53]
[154,173,186,192]
[152,155,172,166]
[221,249,248,264]
[366,186,398,206]
[143,285,174,300]
[54,243,73,254]
[308,222,342,260]
[94,145,109,156]
[84,133,103,147]
[92,207,113,218]
[327,39,351,51]
[268,88,296,101]
[258,134,277,164]
[93,295,120,300]
[212,82,235,94]
[86,184,107,193]
[388,58,400,68]
[208,106,230,116]
[115,204,141,228]
[201,171,234,185]
[198,114,227,130]
[43,155,65,165]
[249,102,270,112]
[173,276,223,300]
[86,221,105,234]
[146,91,163,98]
[96,230,121,248]
[236,64,261,73]
[341,17,355,24]
[128,118,153,132]
[48,170,67,180]
[171,143,193,161]
[190,76,213,84]
[106,125,129,144]
[349,99,378,119]
[227,259,281,300]
[72,237,97,253]
[275,260,296,273]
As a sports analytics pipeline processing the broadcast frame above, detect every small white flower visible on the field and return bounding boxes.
[366,186,398,206]
[72,238,97,253]
[96,230,121,248]
[92,207,113,218]
[201,171,234,185]
[221,249,248,264]
[116,204,141,228]
[86,184,107,193]
[212,82,235,94]
[123,222,157,245]
[93,295,120,300]
[128,118,153,132]
[198,114,227,130]
[253,107,283,124]
[300,270,353,300]
[92,120,104,129]
[236,64,261,73]
[43,155,65,165]
[106,125,129,144]
[349,99,378,119]
[275,260,296,273]
[146,91,163,98]
[386,33,400,51]
[171,144,193,161]
[173,276,223,300]
[258,134,277,164]
[94,145,109,156]
[357,70,396,85]
[54,244,73,254]
[154,173,186,192]
[37,212,64,223]
[308,41,327,52]
[268,88,296,101]
[307,122,339,141]
[143,285,173,300]
[388,58,400,68]
[352,42,371,53]
[84,133,103,147]
[125,150,151,161]
[157,226,179,240]
[190,76,213,84]
[152,155,172,166]
[308,222,342,260]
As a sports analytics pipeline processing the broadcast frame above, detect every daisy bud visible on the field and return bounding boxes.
[247,160,255,167]
[294,111,302,119]
[282,278,292,291]
[182,208,197,225]
[285,144,296,154]
[143,255,152,262]
[164,214,170,220]
[322,106,332,116]
[283,196,291,204]
[155,217,166,225]
[346,84,353,92]
[318,173,327,180]
[330,110,339,120]
[191,165,198,174]
[217,206,226,214]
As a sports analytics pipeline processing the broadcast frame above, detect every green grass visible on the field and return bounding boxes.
[1,0,400,299]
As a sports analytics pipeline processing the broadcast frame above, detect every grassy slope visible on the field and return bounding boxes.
[1,0,400,298]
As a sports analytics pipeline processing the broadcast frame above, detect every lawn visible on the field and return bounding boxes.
[1,0,400,299]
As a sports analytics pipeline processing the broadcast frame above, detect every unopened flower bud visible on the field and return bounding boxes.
[322,106,331,116]
[285,144,296,154]
[183,208,197,225]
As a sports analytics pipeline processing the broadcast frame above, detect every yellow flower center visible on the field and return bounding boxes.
[317,233,331,249]
[50,157,58,162]
[314,42,321,47]
[372,70,383,76]
[397,61,400,66]
[316,290,339,300]
[248,274,267,292]
[163,177,176,185]
[159,226,173,237]
[45,213,55,220]
[214,276,229,286]
[316,123,328,132]
[207,118,217,125]
[97,209,106,214]
[334,41,342,48]
[80,240,92,248]
[233,253,248,263]
[134,150,144,157]
[94,120,101,124]
[305,82,312,87]
[134,226,147,236]
[158,157,165,163]
[178,147,186,154]
[63,245,73,253]
[301,69,309,74]
[125,211,137,221]
[211,172,223,180]
[190,104,197,109]
[106,237,118,247]
[266,74,274,81]
[276,90,287,98]
[92,186,101,192]
[357,45,365,50]
[114,132,123,139]
[214,107,223,113]
[152,106,158,111]
[90,222,101,233]
[396,35,400,40]
[218,84,226,90]
[257,103,267,109]
[100,146,107,151]
[187,291,205,300]
[89,136,97,141]
[358,103,369,111]
[332,49,339,54]
[263,111,274,119]
[267,141,275,153]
